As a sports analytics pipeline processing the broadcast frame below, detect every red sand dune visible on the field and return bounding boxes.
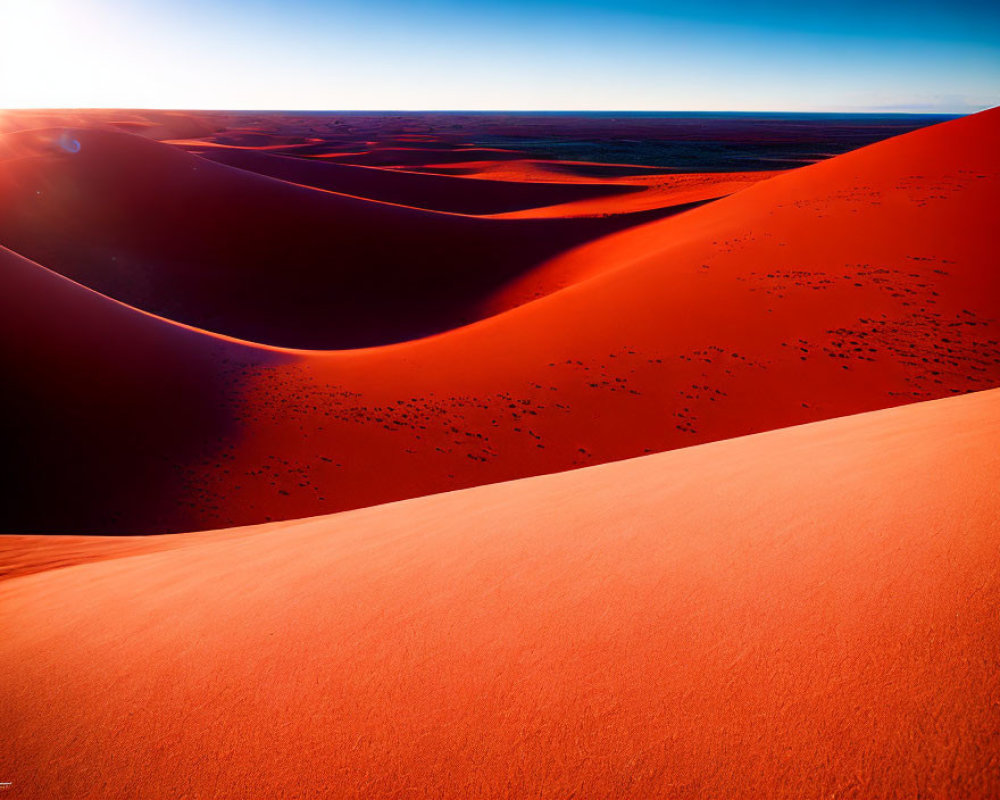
[411,157,684,180]
[157,108,943,163]
[487,170,781,218]
[165,136,322,152]
[189,145,648,214]
[177,107,1000,529]
[310,145,529,166]
[0,244,266,533]
[0,127,687,347]
[186,145,774,218]
[1,389,998,798]
[0,109,997,534]
[484,107,1000,308]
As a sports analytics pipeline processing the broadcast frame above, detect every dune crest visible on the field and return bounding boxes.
[0,127,692,348]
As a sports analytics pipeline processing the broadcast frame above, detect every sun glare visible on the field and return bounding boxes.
[0,0,153,109]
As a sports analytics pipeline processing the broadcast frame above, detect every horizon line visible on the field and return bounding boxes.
[1,106,981,116]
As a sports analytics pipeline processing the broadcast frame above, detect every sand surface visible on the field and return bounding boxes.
[1,106,997,799]
[1,109,998,534]
[1,389,997,797]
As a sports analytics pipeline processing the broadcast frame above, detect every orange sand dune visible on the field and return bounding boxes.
[1,389,998,798]
[0,127,681,348]
[1,110,998,535]
[0,533,214,583]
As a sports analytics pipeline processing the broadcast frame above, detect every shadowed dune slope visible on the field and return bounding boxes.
[309,145,529,165]
[398,158,675,180]
[0,128,680,348]
[190,146,646,214]
[0,244,284,534]
[0,110,998,534]
[1,389,998,798]
[190,145,773,220]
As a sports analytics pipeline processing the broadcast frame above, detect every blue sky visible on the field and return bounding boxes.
[1,0,997,110]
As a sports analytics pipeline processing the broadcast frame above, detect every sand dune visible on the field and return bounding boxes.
[0,244,269,534]
[197,107,999,530]
[163,109,944,171]
[0,109,997,534]
[1,389,997,798]
[485,107,1000,308]
[191,145,646,214]
[0,127,685,348]
[185,145,776,219]
[487,170,780,218]
[311,145,528,165]
[1,105,995,799]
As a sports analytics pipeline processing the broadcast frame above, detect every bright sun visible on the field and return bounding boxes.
[1,0,80,108]
[0,0,158,109]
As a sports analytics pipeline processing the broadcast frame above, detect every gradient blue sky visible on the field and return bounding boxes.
[1,0,997,111]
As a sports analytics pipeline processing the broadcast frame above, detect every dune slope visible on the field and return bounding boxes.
[195,107,1000,529]
[0,244,280,534]
[0,110,998,534]
[0,128,680,348]
[190,146,646,214]
[1,389,998,798]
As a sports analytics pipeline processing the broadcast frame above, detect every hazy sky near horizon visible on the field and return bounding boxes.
[1,0,997,111]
